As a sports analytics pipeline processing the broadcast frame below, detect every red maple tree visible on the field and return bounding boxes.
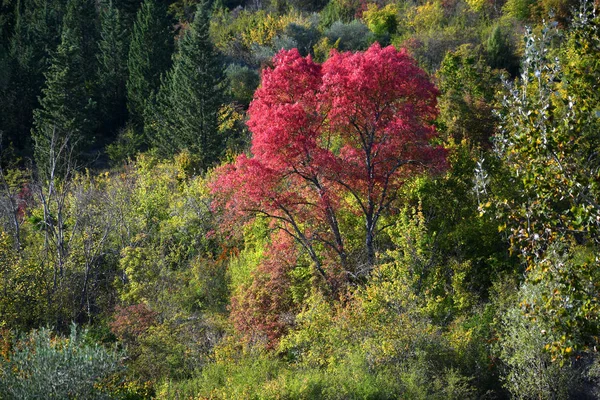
[213,43,445,290]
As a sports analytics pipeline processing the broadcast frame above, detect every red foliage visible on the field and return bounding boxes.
[110,304,158,344]
[16,184,32,220]
[230,232,297,348]
[213,43,445,285]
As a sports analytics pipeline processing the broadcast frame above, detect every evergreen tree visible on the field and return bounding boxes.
[113,0,142,25]
[97,1,129,138]
[486,24,519,76]
[61,0,99,81]
[31,0,97,175]
[1,0,17,44]
[6,0,65,157]
[147,1,226,169]
[126,0,173,131]
[10,0,64,87]
[0,43,19,156]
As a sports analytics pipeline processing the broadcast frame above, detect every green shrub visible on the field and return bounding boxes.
[496,282,581,399]
[225,64,260,106]
[325,20,373,51]
[0,324,121,399]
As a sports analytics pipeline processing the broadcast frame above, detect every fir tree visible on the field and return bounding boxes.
[7,0,64,156]
[486,24,519,76]
[10,0,64,86]
[147,1,226,169]
[31,0,97,175]
[61,0,99,81]
[126,0,173,130]
[97,1,129,138]
[113,0,142,26]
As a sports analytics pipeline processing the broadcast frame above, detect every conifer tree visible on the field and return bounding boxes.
[97,1,129,138]
[126,0,173,130]
[113,0,142,25]
[146,1,226,169]
[7,0,64,155]
[10,0,64,89]
[31,0,97,175]
[62,0,99,81]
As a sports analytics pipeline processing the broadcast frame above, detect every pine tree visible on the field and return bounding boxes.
[31,0,97,175]
[113,0,142,26]
[126,0,173,130]
[147,1,226,169]
[61,0,99,81]
[7,0,64,156]
[486,24,519,76]
[10,0,64,86]
[97,1,129,138]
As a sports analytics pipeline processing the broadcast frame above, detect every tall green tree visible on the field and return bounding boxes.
[97,0,129,139]
[146,1,226,168]
[485,24,519,76]
[61,0,99,81]
[31,0,97,175]
[490,10,600,358]
[4,0,65,157]
[126,0,173,131]
[113,0,142,25]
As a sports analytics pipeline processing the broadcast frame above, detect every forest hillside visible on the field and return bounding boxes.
[0,0,600,397]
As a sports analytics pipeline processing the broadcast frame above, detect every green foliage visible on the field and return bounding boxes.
[312,36,338,62]
[319,0,356,29]
[3,0,600,396]
[106,124,144,164]
[285,18,320,55]
[126,0,173,130]
[31,0,97,173]
[408,1,445,34]
[496,280,582,399]
[362,3,399,41]
[5,0,64,156]
[502,0,534,21]
[97,0,129,139]
[437,44,499,145]
[491,11,600,355]
[146,2,227,168]
[324,19,372,51]
[227,219,269,294]
[0,231,47,330]
[0,324,120,399]
[379,203,485,322]
[485,23,519,75]
[225,63,260,106]
[395,24,480,73]
[523,243,600,358]
[209,9,299,66]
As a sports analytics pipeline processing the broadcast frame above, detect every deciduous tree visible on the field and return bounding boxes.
[213,44,445,290]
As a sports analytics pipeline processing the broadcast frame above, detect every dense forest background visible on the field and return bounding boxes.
[0,0,599,397]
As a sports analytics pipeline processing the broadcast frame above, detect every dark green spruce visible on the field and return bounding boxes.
[4,0,65,157]
[126,0,173,131]
[97,1,129,139]
[146,1,226,169]
[31,0,97,177]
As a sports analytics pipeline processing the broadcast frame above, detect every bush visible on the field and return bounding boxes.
[496,282,581,399]
[0,324,121,399]
[320,0,358,28]
[284,20,320,55]
[225,64,260,106]
[325,20,373,51]
[363,3,399,39]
